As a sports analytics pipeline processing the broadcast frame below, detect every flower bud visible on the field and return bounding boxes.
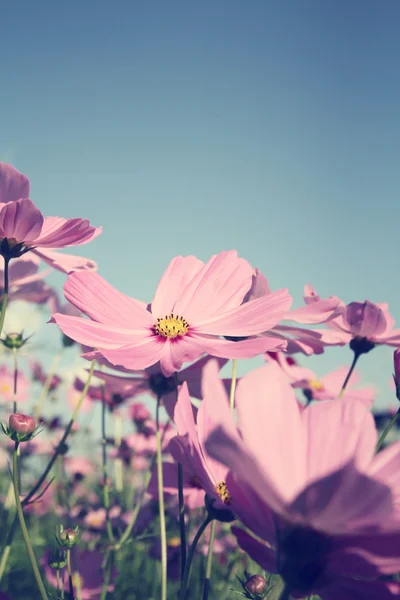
[245,574,268,598]
[9,413,35,436]
[1,332,28,350]
[56,526,81,548]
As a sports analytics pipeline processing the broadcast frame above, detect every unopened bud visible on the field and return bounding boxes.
[1,332,28,350]
[2,413,38,442]
[56,526,81,548]
[245,574,268,598]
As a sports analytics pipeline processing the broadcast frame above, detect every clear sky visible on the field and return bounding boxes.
[1,1,400,407]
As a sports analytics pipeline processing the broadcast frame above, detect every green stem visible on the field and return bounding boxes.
[12,346,18,414]
[0,257,10,339]
[100,551,114,600]
[56,569,61,597]
[67,549,74,600]
[175,371,187,581]
[202,519,216,600]
[377,408,400,451]
[101,376,115,544]
[179,515,212,600]
[156,395,167,600]
[229,359,237,412]
[338,351,360,398]
[12,442,49,600]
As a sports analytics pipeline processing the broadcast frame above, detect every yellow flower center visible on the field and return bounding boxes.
[0,384,11,395]
[309,379,324,391]
[215,480,232,505]
[155,314,189,338]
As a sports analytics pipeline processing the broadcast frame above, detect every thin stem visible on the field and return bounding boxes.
[175,371,187,581]
[179,515,212,600]
[202,519,216,600]
[56,569,61,597]
[67,549,74,600]
[377,408,400,451]
[12,347,18,414]
[101,377,115,544]
[114,413,123,495]
[34,352,62,420]
[0,257,10,339]
[338,352,360,397]
[100,551,114,600]
[12,442,49,600]
[156,395,167,600]
[229,359,237,413]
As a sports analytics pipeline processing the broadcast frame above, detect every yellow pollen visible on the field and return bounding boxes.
[168,536,181,548]
[0,384,11,395]
[215,480,232,505]
[155,313,189,339]
[309,379,324,391]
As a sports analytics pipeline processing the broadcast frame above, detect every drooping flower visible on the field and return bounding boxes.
[205,362,400,598]
[50,251,292,376]
[0,162,101,273]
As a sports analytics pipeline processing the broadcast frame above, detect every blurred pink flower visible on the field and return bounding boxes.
[0,162,101,273]
[0,253,52,304]
[50,251,292,376]
[206,362,400,598]
[0,365,29,405]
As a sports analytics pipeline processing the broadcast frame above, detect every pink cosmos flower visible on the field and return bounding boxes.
[50,251,292,376]
[149,362,234,512]
[205,362,400,598]
[306,287,400,354]
[0,253,52,304]
[266,352,375,407]
[0,162,101,273]
[0,365,29,405]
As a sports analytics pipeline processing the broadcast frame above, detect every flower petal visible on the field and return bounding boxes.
[0,163,30,203]
[32,248,98,273]
[151,255,204,317]
[0,198,43,242]
[50,313,138,348]
[33,216,102,248]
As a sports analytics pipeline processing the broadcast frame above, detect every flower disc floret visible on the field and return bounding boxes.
[155,313,189,338]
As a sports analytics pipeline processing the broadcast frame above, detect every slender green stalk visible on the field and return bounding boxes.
[229,359,237,412]
[377,408,400,451]
[0,257,10,339]
[12,442,49,600]
[67,549,74,600]
[34,352,62,420]
[202,519,216,600]
[114,413,123,495]
[175,371,187,581]
[56,569,61,597]
[156,395,167,600]
[100,551,114,600]
[338,352,360,397]
[179,515,212,600]
[12,346,18,413]
[101,377,115,544]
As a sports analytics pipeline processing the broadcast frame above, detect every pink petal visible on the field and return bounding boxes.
[173,250,253,323]
[236,363,307,502]
[231,527,277,573]
[0,198,43,242]
[345,301,388,338]
[0,163,30,203]
[180,356,229,399]
[303,284,321,304]
[242,269,271,302]
[194,289,292,336]
[377,328,400,345]
[186,332,287,360]
[287,296,342,324]
[302,399,377,481]
[32,248,98,273]
[320,365,360,396]
[100,337,166,371]
[33,216,102,248]
[63,271,153,328]
[151,255,204,317]
[50,313,139,348]
[322,577,400,600]
[369,441,400,508]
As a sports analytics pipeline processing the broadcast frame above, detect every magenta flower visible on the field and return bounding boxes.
[205,362,400,598]
[51,251,292,376]
[0,162,101,273]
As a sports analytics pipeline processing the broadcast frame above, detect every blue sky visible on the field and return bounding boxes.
[1,1,400,407]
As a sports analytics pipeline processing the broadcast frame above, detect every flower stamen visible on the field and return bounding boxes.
[155,313,189,339]
[215,480,232,504]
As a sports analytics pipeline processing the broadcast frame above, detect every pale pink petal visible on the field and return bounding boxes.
[242,269,271,302]
[345,301,387,338]
[322,577,400,600]
[0,163,30,203]
[33,216,102,248]
[194,289,292,336]
[0,198,43,241]
[369,441,400,503]
[302,399,377,480]
[173,250,253,323]
[186,332,287,360]
[151,255,204,317]
[63,271,153,328]
[303,284,321,304]
[343,387,375,408]
[101,338,166,371]
[180,356,229,399]
[377,328,400,345]
[287,297,343,324]
[32,248,98,273]
[236,363,307,502]
[321,366,360,396]
[50,313,140,348]
[166,337,206,375]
